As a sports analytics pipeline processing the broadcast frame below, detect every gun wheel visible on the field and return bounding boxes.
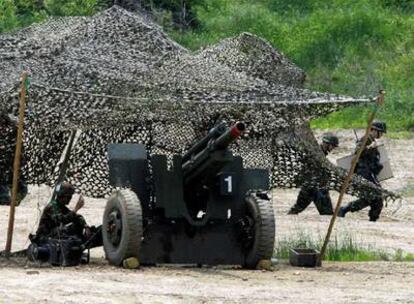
[242,191,275,269]
[103,189,143,266]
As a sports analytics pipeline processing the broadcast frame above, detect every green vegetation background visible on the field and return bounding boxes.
[1,0,413,131]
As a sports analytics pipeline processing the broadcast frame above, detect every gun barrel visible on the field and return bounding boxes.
[213,122,245,150]
[182,122,226,163]
[182,122,245,183]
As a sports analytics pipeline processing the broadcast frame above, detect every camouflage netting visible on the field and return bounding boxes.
[0,6,398,201]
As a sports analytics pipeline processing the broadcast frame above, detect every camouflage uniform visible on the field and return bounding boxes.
[30,191,102,265]
[341,134,384,221]
[288,145,333,215]
[33,182,102,248]
[288,187,333,215]
[34,200,87,243]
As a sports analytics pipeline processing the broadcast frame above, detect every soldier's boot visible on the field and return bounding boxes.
[287,207,300,215]
[338,205,351,217]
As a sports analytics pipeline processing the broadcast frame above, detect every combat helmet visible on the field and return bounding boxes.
[372,120,387,133]
[56,182,75,197]
[322,133,339,147]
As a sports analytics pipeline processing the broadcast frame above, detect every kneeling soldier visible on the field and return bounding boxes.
[34,182,88,242]
[29,182,102,265]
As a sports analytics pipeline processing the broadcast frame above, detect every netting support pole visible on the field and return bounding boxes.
[4,72,28,258]
[320,90,385,260]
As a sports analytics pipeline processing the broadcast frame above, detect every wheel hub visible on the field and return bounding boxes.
[236,215,255,250]
[107,209,122,246]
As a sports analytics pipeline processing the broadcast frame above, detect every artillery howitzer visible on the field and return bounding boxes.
[103,122,275,268]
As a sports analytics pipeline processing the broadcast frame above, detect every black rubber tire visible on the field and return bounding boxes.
[243,191,276,269]
[102,189,143,266]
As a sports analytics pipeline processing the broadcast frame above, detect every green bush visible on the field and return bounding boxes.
[0,0,18,33]
[44,0,98,16]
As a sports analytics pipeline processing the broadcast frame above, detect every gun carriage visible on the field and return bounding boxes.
[103,122,275,268]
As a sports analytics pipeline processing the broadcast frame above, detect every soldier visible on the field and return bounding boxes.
[338,121,387,221]
[31,182,100,244]
[288,133,339,215]
[28,182,102,265]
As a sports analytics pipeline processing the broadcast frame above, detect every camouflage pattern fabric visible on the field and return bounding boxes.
[0,7,398,202]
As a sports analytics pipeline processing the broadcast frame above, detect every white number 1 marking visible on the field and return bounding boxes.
[224,176,232,193]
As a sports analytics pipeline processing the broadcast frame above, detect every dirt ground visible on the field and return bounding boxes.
[1,129,413,303]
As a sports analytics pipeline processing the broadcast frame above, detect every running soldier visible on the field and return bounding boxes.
[339,121,387,221]
[288,133,339,215]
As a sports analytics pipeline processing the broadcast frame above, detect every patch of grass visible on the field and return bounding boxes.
[310,99,414,132]
[394,249,414,262]
[310,106,372,130]
[386,131,414,139]
[276,232,414,262]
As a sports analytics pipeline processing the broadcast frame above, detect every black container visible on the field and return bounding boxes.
[289,248,321,267]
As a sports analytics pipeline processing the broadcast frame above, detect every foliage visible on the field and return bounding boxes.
[44,0,99,16]
[381,0,414,13]
[0,0,18,33]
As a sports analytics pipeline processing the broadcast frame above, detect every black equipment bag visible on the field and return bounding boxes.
[28,236,85,267]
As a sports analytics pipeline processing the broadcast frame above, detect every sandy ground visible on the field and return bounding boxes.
[1,260,414,304]
[0,129,413,303]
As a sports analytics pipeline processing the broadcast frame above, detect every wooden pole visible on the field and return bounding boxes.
[4,72,28,258]
[320,90,385,260]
